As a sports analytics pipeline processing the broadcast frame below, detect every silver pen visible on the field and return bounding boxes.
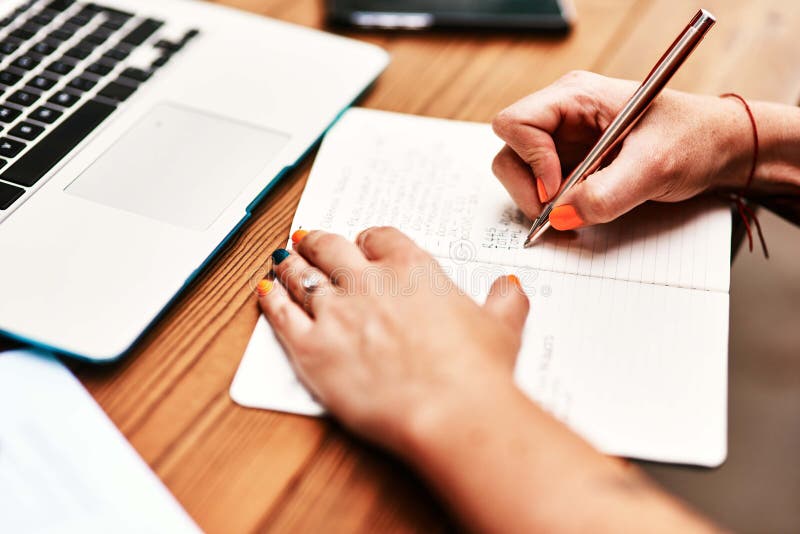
[523,9,716,247]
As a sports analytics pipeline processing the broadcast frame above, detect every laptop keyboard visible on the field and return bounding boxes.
[0,0,198,213]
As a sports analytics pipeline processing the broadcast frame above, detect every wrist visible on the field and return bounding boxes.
[710,95,758,191]
[397,369,610,490]
[395,373,663,531]
[713,97,800,195]
[750,101,800,195]
[397,370,517,466]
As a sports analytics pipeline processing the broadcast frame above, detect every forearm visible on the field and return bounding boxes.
[401,379,719,533]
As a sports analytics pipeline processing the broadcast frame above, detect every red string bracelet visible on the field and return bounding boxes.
[720,93,769,258]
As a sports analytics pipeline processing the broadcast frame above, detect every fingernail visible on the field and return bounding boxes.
[291,229,308,245]
[507,274,522,289]
[549,205,583,230]
[256,279,273,297]
[271,248,290,265]
[536,177,549,203]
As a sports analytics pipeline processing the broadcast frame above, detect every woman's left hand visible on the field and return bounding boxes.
[257,227,718,533]
[257,227,529,456]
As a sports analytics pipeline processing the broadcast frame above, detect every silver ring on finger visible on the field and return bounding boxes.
[301,272,323,313]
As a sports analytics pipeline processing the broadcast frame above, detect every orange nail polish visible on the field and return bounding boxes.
[549,205,583,230]
[256,279,274,297]
[291,229,309,245]
[535,177,549,203]
[507,274,522,289]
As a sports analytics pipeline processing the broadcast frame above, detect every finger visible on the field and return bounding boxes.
[257,280,320,398]
[483,274,530,337]
[293,229,369,290]
[257,279,314,347]
[271,248,335,316]
[549,145,658,229]
[491,145,543,220]
[355,226,425,264]
[492,87,565,203]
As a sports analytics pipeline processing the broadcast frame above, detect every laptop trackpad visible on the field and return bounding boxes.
[67,103,290,230]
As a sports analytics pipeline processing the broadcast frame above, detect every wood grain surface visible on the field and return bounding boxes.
[3,0,799,532]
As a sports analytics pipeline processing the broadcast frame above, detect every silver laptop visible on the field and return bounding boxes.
[0,0,388,361]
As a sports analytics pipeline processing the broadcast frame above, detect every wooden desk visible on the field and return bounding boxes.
[6,0,800,531]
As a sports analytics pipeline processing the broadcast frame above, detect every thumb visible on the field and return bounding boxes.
[483,275,530,338]
[549,148,655,229]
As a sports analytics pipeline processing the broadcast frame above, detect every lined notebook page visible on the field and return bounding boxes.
[232,259,729,466]
[445,259,728,466]
[293,108,731,292]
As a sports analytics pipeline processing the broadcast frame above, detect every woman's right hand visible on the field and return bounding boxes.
[490,71,753,230]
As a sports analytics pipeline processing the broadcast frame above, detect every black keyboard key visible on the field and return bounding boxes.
[84,29,111,45]
[29,75,57,90]
[46,60,75,75]
[8,90,39,107]
[81,35,105,47]
[46,0,75,11]
[0,40,20,54]
[64,44,93,60]
[10,28,36,40]
[101,18,125,31]
[154,39,181,53]
[32,13,56,25]
[29,106,62,124]
[152,54,170,68]
[0,70,22,85]
[97,81,135,102]
[85,60,113,76]
[103,46,129,61]
[98,53,119,66]
[78,37,99,49]
[32,41,56,55]
[103,7,134,20]
[21,21,44,32]
[67,76,96,91]
[1,99,115,187]
[120,67,150,82]
[48,28,73,42]
[12,55,40,70]
[10,122,44,141]
[81,3,103,13]
[0,106,21,123]
[121,19,163,46]
[65,14,91,27]
[0,137,25,158]
[80,4,103,15]
[48,90,80,107]
[0,181,25,210]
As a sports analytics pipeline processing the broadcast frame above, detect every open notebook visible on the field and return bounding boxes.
[232,108,731,467]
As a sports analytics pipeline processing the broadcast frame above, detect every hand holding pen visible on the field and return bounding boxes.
[490,10,720,246]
